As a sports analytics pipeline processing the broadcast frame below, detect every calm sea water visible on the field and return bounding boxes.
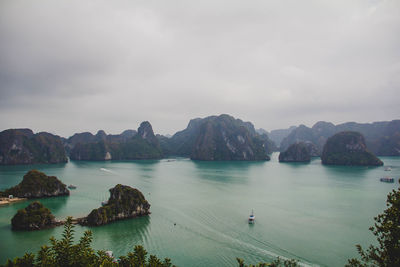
[0,153,398,266]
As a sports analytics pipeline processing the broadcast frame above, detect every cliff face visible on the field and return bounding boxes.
[280,120,400,156]
[169,114,273,161]
[82,184,150,226]
[279,142,311,162]
[2,170,70,198]
[69,122,162,161]
[11,201,56,231]
[321,131,383,166]
[267,126,297,148]
[0,129,67,165]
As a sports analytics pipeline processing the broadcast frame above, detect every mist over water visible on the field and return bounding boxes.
[0,154,398,266]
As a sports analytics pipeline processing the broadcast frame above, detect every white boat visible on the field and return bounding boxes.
[68,184,77,189]
[248,210,255,224]
[384,167,392,171]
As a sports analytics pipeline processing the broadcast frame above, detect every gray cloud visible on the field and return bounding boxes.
[0,0,399,137]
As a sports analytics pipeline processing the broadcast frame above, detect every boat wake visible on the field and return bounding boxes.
[161,208,318,267]
[100,168,116,174]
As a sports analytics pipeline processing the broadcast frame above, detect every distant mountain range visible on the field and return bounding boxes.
[278,120,400,156]
[0,116,399,164]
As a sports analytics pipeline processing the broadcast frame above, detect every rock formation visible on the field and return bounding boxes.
[321,131,383,166]
[80,184,150,226]
[1,170,70,198]
[279,142,311,162]
[69,122,162,161]
[0,129,67,165]
[168,114,274,161]
[11,201,56,231]
[280,120,400,156]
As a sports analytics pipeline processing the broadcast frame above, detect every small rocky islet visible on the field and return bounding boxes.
[321,131,383,166]
[0,169,69,198]
[79,184,151,226]
[279,142,312,163]
[11,201,57,231]
[2,169,150,230]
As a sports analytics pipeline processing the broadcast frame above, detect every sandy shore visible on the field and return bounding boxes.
[0,197,27,206]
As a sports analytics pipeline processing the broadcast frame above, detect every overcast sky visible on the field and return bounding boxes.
[0,0,399,137]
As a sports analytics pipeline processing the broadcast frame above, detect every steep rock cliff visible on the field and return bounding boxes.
[169,114,273,161]
[321,131,383,166]
[279,142,311,162]
[0,129,67,165]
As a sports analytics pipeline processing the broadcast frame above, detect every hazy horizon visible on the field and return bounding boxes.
[1,0,399,137]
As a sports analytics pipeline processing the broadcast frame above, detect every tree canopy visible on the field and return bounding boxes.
[346,180,400,266]
[2,217,174,267]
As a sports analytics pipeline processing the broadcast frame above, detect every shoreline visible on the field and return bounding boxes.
[0,197,27,206]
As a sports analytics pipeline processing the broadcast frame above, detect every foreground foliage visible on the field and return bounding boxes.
[346,180,400,266]
[2,217,174,267]
[236,257,298,267]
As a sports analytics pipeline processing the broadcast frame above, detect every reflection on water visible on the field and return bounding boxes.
[89,215,151,255]
[279,161,311,168]
[0,162,68,173]
[38,196,69,215]
[191,160,265,184]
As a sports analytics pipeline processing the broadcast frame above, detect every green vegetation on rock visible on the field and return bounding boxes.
[82,184,150,226]
[236,257,298,267]
[321,131,383,166]
[279,142,311,163]
[1,169,69,198]
[11,201,55,231]
[0,129,67,165]
[69,122,162,161]
[169,114,273,161]
[280,120,400,156]
[346,179,400,266]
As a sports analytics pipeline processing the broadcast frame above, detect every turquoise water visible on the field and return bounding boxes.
[0,153,399,266]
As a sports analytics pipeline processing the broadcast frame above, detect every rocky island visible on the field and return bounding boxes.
[279,119,400,156]
[321,131,383,166]
[168,114,274,161]
[69,121,162,161]
[1,170,70,198]
[0,129,67,165]
[80,184,150,226]
[279,142,311,162]
[11,201,56,231]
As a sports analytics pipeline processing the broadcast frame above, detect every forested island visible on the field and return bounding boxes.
[80,184,150,226]
[0,129,67,165]
[279,142,311,163]
[321,131,383,166]
[0,170,69,198]
[11,201,57,231]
